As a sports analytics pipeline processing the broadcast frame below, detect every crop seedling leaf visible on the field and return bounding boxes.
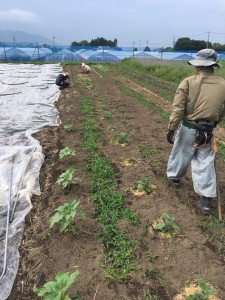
[49,213,64,228]
[49,199,85,234]
[33,270,79,300]
[154,221,164,230]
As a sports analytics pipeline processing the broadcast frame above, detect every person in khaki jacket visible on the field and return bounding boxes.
[166,48,225,215]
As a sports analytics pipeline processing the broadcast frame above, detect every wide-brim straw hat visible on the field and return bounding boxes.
[188,48,221,68]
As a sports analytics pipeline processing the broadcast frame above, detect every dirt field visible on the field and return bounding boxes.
[8,63,225,300]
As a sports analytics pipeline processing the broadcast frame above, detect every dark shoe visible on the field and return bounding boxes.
[168,178,180,188]
[197,197,212,215]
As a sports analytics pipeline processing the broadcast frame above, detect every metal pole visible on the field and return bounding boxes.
[213,138,222,220]
[0,157,14,280]
[10,154,33,223]
[215,156,222,220]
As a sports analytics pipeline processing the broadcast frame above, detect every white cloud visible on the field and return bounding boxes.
[0,9,38,23]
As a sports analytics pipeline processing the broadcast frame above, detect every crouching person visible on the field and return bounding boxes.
[55,72,70,90]
[81,63,91,74]
[166,49,225,215]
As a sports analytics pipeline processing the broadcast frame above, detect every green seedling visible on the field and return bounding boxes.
[112,132,130,144]
[127,157,137,165]
[103,111,112,119]
[139,145,158,158]
[144,268,163,280]
[33,270,79,300]
[154,213,180,237]
[143,290,159,300]
[186,280,216,300]
[145,250,158,262]
[49,199,85,234]
[107,124,116,131]
[64,124,74,131]
[133,177,153,193]
[59,147,76,159]
[56,167,81,189]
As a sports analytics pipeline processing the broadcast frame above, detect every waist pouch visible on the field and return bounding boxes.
[194,124,214,147]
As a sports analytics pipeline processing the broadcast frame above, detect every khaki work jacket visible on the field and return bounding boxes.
[168,69,225,131]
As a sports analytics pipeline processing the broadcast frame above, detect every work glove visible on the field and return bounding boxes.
[167,130,175,144]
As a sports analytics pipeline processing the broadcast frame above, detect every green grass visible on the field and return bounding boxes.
[217,140,225,162]
[121,58,194,84]
[78,94,140,280]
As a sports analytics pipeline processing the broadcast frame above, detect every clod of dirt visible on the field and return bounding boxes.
[130,188,146,196]
[173,283,221,300]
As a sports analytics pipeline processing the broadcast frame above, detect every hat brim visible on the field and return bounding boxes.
[188,59,221,68]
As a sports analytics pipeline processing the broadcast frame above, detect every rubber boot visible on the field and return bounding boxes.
[168,178,180,188]
[197,197,212,215]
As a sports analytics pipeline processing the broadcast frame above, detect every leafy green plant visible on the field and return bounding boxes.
[103,111,112,119]
[127,157,137,165]
[145,250,158,262]
[56,167,81,189]
[59,147,76,159]
[186,280,215,300]
[33,270,79,300]
[49,199,85,234]
[144,268,163,280]
[139,145,158,158]
[107,124,116,131]
[133,177,153,193]
[154,213,180,237]
[64,124,74,131]
[112,132,130,144]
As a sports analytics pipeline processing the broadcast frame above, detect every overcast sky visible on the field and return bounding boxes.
[0,0,225,48]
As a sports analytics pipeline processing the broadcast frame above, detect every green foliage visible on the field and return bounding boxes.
[71,37,118,47]
[145,250,158,262]
[79,95,138,281]
[139,146,158,158]
[143,290,159,300]
[64,124,74,131]
[144,46,151,51]
[59,147,76,159]
[103,111,112,119]
[112,132,130,144]
[144,268,163,280]
[217,140,225,162]
[99,225,137,281]
[174,37,208,51]
[107,124,117,131]
[127,157,137,165]
[56,167,80,189]
[186,280,215,300]
[133,177,153,193]
[33,270,79,300]
[154,213,180,237]
[49,199,85,234]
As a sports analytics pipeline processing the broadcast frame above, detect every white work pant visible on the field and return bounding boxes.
[167,125,216,198]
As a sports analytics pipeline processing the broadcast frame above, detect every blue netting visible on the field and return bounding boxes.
[0,44,224,62]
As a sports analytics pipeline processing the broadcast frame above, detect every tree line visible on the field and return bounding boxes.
[71,37,118,47]
[173,37,225,51]
[71,36,225,51]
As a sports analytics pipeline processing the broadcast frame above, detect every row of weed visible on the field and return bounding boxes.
[80,95,140,280]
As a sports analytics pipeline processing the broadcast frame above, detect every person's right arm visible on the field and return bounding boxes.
[168,79,189,131]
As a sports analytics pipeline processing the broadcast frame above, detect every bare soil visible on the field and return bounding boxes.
[8,64,225,300]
